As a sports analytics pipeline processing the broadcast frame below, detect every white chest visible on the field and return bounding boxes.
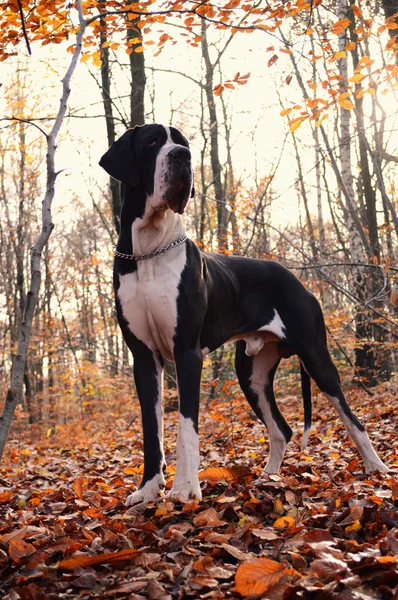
[117,246,186,360]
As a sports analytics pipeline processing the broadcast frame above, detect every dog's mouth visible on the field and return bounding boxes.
[167,181,191,214]
[164,166,193,214]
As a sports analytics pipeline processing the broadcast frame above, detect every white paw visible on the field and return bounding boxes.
[169,478,202,500]
[125,474,165,506]
[365,460,389,474]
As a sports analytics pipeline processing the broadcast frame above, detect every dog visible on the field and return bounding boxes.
[99,124,388,504]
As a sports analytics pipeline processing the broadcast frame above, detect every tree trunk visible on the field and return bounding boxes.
[201,20,226,251]
[0,0,87,461]
[99,4,121,234]
[337,0,375,384]
[127,17,146,127]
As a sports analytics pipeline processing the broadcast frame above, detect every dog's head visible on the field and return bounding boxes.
[99,124,195,215]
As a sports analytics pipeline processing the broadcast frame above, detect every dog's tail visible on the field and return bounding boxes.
[300,363,312,450]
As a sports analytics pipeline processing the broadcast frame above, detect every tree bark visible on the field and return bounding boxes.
[99,4,121,234]
[201,20,226,251]
[337,0,375,383]
[127,17,146,127]
[0,0,87,461]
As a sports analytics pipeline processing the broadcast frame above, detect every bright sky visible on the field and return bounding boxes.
[1,13,397,237]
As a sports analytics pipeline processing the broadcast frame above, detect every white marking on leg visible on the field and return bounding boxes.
[250,347,288,474]
[155,356,166,472]
[325,395,388,473]
[126,473,165,505]
[259,309,286,339]
[170,416,202,499]
[301,427,310,451]
[244,335,265,356]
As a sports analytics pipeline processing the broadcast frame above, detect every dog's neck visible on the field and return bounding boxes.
[117,184,185,257]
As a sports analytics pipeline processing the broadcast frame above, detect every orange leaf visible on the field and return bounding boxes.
[84,507,104,519]
[273,515,295,529]
[352,4,362,17]
[9,539,36,562]
[235,557,287,595]
[338,97,354,110]
[274,497,285,514]
[198,466,252,483]
[0,491,13,503]
[378,556,397,565]
[123,467,137,475]
[58,548,139,570]
[73,477,84,499]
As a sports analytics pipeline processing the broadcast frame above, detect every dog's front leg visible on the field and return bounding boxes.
[126,348,166,505]
[170,348,203,500]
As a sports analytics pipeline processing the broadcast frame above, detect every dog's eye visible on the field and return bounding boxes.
[147,138,157,147]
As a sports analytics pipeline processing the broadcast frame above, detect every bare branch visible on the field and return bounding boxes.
[1,116,48,139]
[17,0,31,56]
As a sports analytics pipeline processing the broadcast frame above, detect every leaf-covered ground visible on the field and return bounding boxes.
[0,381,397,599]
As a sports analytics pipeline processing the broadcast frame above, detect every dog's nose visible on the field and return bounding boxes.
[169,146,191,162]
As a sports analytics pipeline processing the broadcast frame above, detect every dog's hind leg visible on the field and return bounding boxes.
[299,344,388,473]
[235,341,292,474]
[126,348,166,505]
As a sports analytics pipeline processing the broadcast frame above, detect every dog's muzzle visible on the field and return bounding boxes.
[166,147,193,214]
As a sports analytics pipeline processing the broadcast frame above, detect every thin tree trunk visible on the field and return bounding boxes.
[127,17,146,127]
[201,20,226,251]
[337,0,375,383]
[99,3,120,234]
[0,0,87,461]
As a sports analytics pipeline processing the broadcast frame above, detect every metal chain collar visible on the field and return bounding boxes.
[114,234,188,261]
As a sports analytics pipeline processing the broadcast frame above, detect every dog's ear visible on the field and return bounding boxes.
[99,128,140,186]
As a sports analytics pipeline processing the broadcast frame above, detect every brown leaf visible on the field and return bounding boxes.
[252,528,279,541]
[290,552,307,570]
[221,543,248,561]
[267,54,279,67]
[303,529,336,545]
[310,556,350,583]
[58,548,139,570]
[105,580,148,595]
[235,557,287,595]
[193,507,225,527]
[285,490,297,505]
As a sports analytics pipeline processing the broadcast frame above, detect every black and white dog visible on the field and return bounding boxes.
[100,124,388,504]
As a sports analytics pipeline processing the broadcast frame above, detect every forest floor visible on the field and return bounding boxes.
[0,379,397,599]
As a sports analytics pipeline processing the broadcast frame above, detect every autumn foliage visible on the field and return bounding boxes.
[0,1,397,597]
[0,382,397,598]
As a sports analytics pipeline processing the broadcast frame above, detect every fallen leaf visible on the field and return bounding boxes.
[235,557,287,595]
[58,548,139,570]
